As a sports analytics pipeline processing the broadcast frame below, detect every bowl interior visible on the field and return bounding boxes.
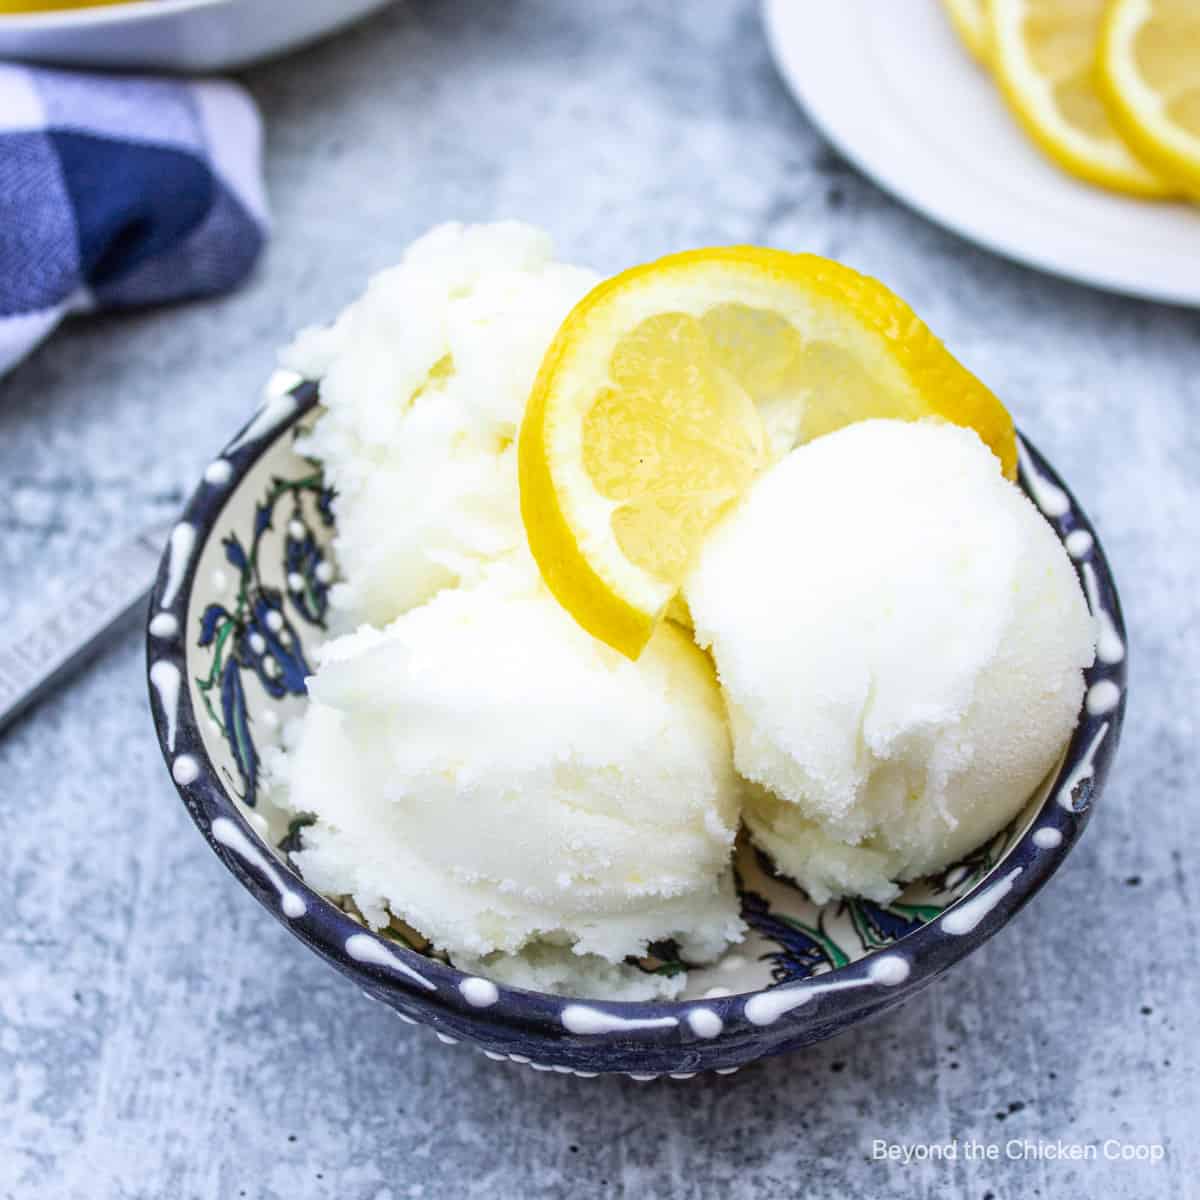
[163,390,1123,1003]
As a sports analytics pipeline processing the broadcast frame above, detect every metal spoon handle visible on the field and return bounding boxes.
[0,521,172,736]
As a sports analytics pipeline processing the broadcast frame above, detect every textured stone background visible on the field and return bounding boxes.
[1,2,1196,1197]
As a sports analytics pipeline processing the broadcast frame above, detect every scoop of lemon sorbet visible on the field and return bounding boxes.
[281,222,599,628]
[686,419,1095,904]
[271,565,745,999]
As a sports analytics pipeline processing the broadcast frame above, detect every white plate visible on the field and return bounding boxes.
[0,0,395,72]
[762,0,1200,306]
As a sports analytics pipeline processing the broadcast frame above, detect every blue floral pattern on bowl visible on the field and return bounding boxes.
[147,377,1128,1078]
[194,460,333,807]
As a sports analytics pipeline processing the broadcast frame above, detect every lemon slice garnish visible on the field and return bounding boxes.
[518,247,1016,660]
[941,0,993,62]
[989,0,1175,196]
[1100,0,1200,198]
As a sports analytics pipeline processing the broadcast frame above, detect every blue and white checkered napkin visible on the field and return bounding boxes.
[0,63,269,376]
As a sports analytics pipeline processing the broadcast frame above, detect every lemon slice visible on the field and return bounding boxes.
[941,0,992,62]
[988,0,1174,196]
[1100,0,1200,197]
[518,247,1016,659]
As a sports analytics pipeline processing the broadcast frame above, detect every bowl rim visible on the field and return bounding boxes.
[147,380,1128,1057]
[0,0,228,31]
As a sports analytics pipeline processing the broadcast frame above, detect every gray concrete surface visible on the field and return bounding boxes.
[1,2,1196,1197]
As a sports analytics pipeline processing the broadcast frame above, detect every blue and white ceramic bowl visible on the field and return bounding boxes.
[147,375,1127,1079]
